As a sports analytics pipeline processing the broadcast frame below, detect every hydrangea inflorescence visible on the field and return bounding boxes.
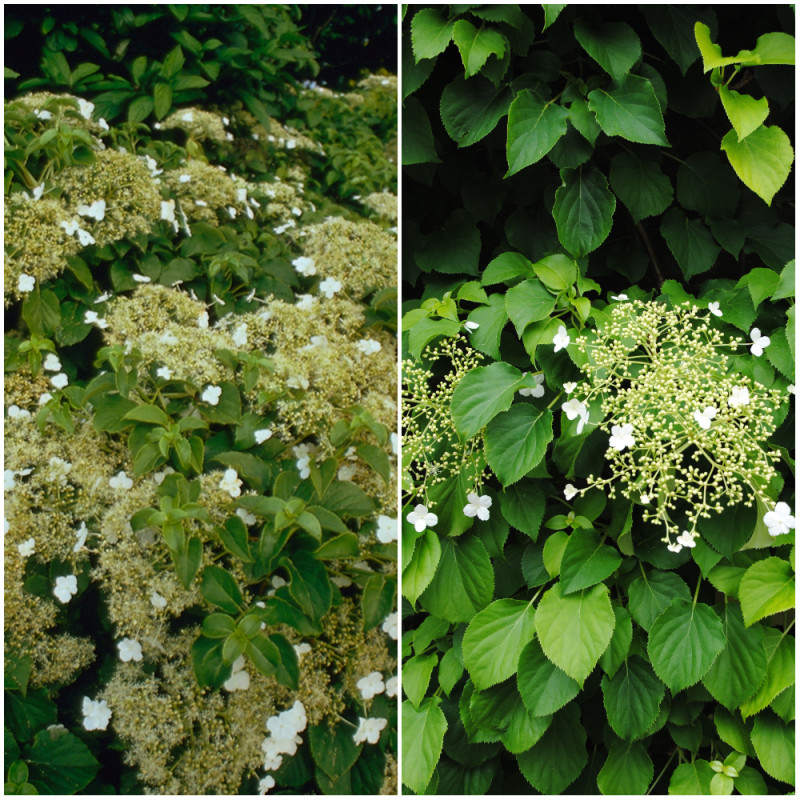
[562,300,787,550]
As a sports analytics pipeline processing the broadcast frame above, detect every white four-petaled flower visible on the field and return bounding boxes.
[708,301,722,317]
[406,504,437,532]
[749,328,770,357]
[202,385,222,405]
[254,428,273,444]
[518,373,545,398]
[564,484,578,501]
[43,353,61,372]
[609,423,635,452]
[18,537,36,558]
[463,492,492,521]
[17,274,35,293]
[53,574,78,603]
[693,406,718,430]
[82,696,111,731]
[562,398,589,433]
[381,612,398,640]
[728,386,750,408]
[318,277,342,298]
[50,373,69,389]
[676,530,696,549]
[356,671,385,700]
[220,468,242,498]
[109,471,133,490]
[376,515,398,544]
[118,638,143,662]
[292,256,316,276]
[357,338,381,355]
[353,717,388,745]
[553,325,570,352]
[764,502,795,537]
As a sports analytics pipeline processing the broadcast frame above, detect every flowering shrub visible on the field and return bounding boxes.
[401,4,794,796]
[5,6,397,795]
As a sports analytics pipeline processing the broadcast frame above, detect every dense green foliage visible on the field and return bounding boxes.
[401,4,794,795]
[5,5,398,795]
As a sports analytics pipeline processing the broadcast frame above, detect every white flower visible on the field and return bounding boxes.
[61,218,80,236]
[53,574,78,603]
[202,385,222,405]
[562,398,589,433]
[353,717,388,745]
[553,325,570,352]
[287,375,310,390]
[223,655,251,691]
[181,110,195,122]
[463,320,480,331]
[391,432,398,456]
[258,775,276,795]
[82,697,111,731]
[109,471,133,490]
[254,428,273,444]
[153,466,175,485]
[376,515,398,544]
[356,672,385,700]
[300,335,329,351]
[357,338,382,355]
[197,310,209,329]
[74,522,89,552]
[118,638,143,662]
[764,501,795,537]
[178,174,192,183]
[17,273,35,293]
[749,328,770,357]
[77,199,106,221]
[94,292,112,304]
[563,382,577,394]
[611,293,628,301]
[150,591,167,609]
[84,310,109,328]
[161,199,176,223]
[7,405,31,420]
[34,108,52,120]
[296,456,312,479]
[676,530,696,549]
[18,538,35,558]
[381,612,398,640]
[318,277,342,298]
[132,273,151,283]
[32,184,45,200]
[285,138,296,149]
[43,353,61,371]
[564,484,578,501]
[77,98,94,120]
[463,492,492,521]
[156,366,172,380]
[294,642,311,659]
[693,406,718,430]
[142,154,162,176]
[385,676,398,698]
[98,117,109,130]
[338,463,356,481]
[728,386,750,408]
[39,392,53,405]
[640,494,651,504]
[4,470,16,491]
[230,323,248,348]
[226,206,237,219]
[519,373,545,398]
[609,423,636,452]
[220,468,242,498]
[708,301,722,317]
[50,373,69,389]
[406,504,437,533]
[667,542,682,554]
[292,256,316,276]
[236,508,257,526]
[76,228,96,246]
[788,384,795,395]
[296,294,315,311]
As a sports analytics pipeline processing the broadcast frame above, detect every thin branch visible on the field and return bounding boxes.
[636,221,665,287]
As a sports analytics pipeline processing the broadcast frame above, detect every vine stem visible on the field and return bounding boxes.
[647,748,678,795]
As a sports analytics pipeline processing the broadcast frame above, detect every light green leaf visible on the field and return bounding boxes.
[552,166,616,258]
[574,18,642,80]
[402,96,441,165]
[587,75,668,146]
[647,599,726,692]
[440,75,513,148]
[481,251,533,285]
[738,556,795,627]
[516,703,587,794]
[426,466,476,538]
[669,760,715,794]
[411,7,454,61]
[627,568,691,631]
[660,207,721,279]
[737,267,781,309]
[403,653,438,708]
[452,19,506,77]
[517,637,580,717]
[532,253,578,291]
[450,361,525,439]
[719,86,769,142]
[601,655,665,741]
[597,739,654,795]
[535,582,615,685]
[402,697,447,794]
[751,711,795,785]
[702,603,767,711]
[504,278,556,337]
[599,605,633,678]
[721,125,794,206]
[543,530,569,578]
[559,528,622,595]
[402,530,441,606]
[505,90,569,177]
[609,152,673,223]
[694,22,741,71]
[466,294,507,360]
[408,317,461,361]
[733,766,768,795]
[439,647,464,696]
[739,629,794,719]
[463,598,537,691]
[420,536,494,623]
[485,406,553,487]
[542,5,566,31]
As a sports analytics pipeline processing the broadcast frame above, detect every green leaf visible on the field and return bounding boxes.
[738,556,795,627]
[535,582,615,685]
[660,207,721,279]
[411,7,454,60]
[669,760,715,795]
[676,151,741,218]
[721,125,794,206]
[245,634,281,679]
[500,479,546,540]
[602,656,666,741]
[504,279,556,337]
[739,629,794,719]
[587,76,668,146]
[517,637,579,717]
[313,532,359,560]
[420,536,494,624]
[543,531,569,578]
[5,689,56,743]
[694,22,741,72]
[439,647,464,696]
[191,635,228,688]
[466,294,507,360]
[360,573,395,631]
[309,722,362,782]
[218,516,254,562]
[288,550,332,624]
[772,259,795,300]
[153,82,172,119]
[734,766,768,795]
[597,739,654,795]
[532,254,578,291]
[440,75,513,148]
[750,711,795,784]
[485,406,553,487]
[322,480,376,518]
[402,96,441,165]
[408,317,461,360]
[24,729,99,794]
[450,361,525,439]
[736,266,781,308]
[702,604,767,711]
[640,6,704,75]
[647,599,726,692]
[426,468,475,538]
[719,86,769,142]
[402,697,447,794]
[516,703,587,794]
[542,4,566,30]
[505,90,569,177]
[201,565,243,614]
[173,536,203,589]
[202,612,236,639]
[463,599,537,691]
[609,153,673,223]
[22,289,62,336]
[574,18,642,80]
[122,404,171,426]
[127,94,154,124]
[701,502,758,559]
[416,210,480,275]
[559,528,622,595]
[404,653,438,708]
[452,19,506,77]
[552,166,616,258]
[627,568,691,631]
[599,605,633,678]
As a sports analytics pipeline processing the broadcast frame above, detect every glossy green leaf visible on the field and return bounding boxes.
[452,19,506,77]
[411,7,454,60]
[719,86,769,142]
[499,479,546,540]
[504,279,556,337]
[552,166,616,258]
[668,759,714,794]
[598,605,633,678]
[466,294,507,360]
[485,406,553,487]
[602,656,666,741]
[701,501,758,559]
[517,638,579,717]
[597,739,654,795]
[402,697,447,794]
[574,18,641,80]
[505,90,569,176]
[559,528,622,595]
[587,75,668,146]
[739,629,794,719]
[750,711,795,784]
[201,565,243,614]
[404,653,438,708]
[627,568,691,630]
[738,556,795,627]
[450,361,525,439]
[440,75,513,148]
